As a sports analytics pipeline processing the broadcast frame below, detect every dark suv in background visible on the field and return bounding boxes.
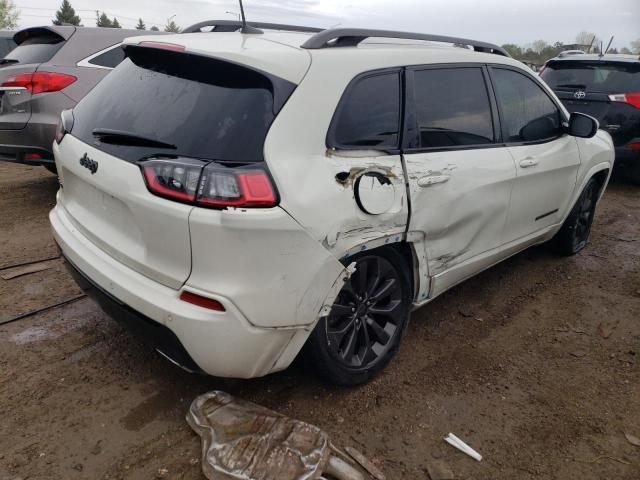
[540,54,640,183]
[0,26,162,173]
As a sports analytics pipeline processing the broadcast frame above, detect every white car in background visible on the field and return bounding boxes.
[50,22,614,385]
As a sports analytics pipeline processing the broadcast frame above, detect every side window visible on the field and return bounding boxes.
[491,68,562,143]
[330,72,401,149]
[88,45,125,69]
[411,67,494,148]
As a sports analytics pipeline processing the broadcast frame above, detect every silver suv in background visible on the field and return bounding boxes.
[0,26,163,173]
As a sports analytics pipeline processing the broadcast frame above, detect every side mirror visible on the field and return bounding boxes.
[567,112,599,138]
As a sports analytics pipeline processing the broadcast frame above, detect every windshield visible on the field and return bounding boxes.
[541,61,640,93]
[71,47,295,163]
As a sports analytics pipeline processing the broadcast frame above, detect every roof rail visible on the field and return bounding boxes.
[300,28,510,57]
[182,20,323,34]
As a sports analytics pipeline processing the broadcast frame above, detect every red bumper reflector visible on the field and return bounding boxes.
[179,291,225,311]
[629,142,640,150]
[24,153,42,160]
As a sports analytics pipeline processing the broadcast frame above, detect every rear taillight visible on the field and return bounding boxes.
[140,158,278,209]
[609,93,640,109]
[1,71,77,95]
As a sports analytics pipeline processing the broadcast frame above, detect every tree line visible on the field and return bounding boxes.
[0,0,181,32]
[1,1,640,55]
[503,31,640,65]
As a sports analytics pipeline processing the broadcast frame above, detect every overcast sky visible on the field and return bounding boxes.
[14,0,640,49]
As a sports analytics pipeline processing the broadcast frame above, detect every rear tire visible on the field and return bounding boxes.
[306,247,411,386]
[626,163,640,185]
[43,163,57,175]
[552,177,599,256]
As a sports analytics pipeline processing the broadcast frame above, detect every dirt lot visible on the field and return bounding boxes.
[1,162,639,480]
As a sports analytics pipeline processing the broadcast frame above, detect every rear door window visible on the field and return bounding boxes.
[491,68,563,143]
[3,32,65,65]
[71,47,295,163]
[541,61,640,92]
[409,67,494,148]
[329,71,401,150]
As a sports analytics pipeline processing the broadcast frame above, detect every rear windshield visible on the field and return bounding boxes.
[4,32,65,65]
[71,47,295,163]
[541,61,640,92]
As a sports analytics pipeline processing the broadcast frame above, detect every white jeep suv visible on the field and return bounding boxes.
[50,22,614,385]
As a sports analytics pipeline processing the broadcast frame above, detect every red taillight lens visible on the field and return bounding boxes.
[140,158,278,209]
[1,72,76,95]
[197,164,277,208]
[609,93,640,109]
[179,291,225,311]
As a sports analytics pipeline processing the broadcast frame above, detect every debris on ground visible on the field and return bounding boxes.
[570,350,587,358]
[345,447,385,480]
[426,460,455,480]
[0,261,52,280]
[624,432,640,448]
[444,433,482,461]
[187,391,373,480]
[597,320,619,339]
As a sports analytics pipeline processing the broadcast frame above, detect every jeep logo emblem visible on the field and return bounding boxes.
[79,153,98,174]
[574,90,586,99]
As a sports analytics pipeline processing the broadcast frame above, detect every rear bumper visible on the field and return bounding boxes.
[50,199,311,379]
[0,121,57,165]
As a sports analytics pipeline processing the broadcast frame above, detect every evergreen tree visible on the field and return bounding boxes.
[150,25,159,31]
[53,0,80,26]
[164,20,180,33]
[96,11,113,27]
[111,17,121,28]
[135,18,146,30]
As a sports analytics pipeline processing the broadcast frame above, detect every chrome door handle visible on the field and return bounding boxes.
[417,175,450,187]
[519,158,539,168]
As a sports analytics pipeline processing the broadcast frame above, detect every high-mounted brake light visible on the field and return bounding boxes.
[180,291,225,312]
[1,72,77,95]
[609,93,640,109]
[138,41,186,52]
[139,158,278,209]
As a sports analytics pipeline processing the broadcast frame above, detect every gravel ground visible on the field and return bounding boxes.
[1,162,639,480]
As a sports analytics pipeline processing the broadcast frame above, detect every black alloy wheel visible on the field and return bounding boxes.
[307,248,410,386]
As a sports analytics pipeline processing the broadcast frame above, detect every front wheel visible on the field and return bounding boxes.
[306,247,411,386]
[552,178,599,255]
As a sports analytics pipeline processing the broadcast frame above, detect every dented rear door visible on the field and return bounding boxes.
[403,65,516,292]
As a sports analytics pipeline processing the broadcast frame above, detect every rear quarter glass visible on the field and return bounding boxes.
[70,47,296,164]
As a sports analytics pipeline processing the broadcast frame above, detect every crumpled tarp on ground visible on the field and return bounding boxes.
[188,391,367,480]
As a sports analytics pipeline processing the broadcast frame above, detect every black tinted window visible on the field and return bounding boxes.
[412,67,494,148]
[492,68,562,143]
[541,61,640,92]
[88,45,125,68]
[4,33,64,64]
[72,47,294,163]
[331,72,400,149]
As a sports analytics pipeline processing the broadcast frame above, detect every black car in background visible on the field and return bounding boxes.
[540,54,640,183]
[0,30,16,58]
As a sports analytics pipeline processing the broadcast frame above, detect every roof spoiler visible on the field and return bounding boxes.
[300,28,510,57]
[182,20,323,34]
[13,25,75,45]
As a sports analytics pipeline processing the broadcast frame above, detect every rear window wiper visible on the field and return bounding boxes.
[92,128,176,149]
[0,59,19,65]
